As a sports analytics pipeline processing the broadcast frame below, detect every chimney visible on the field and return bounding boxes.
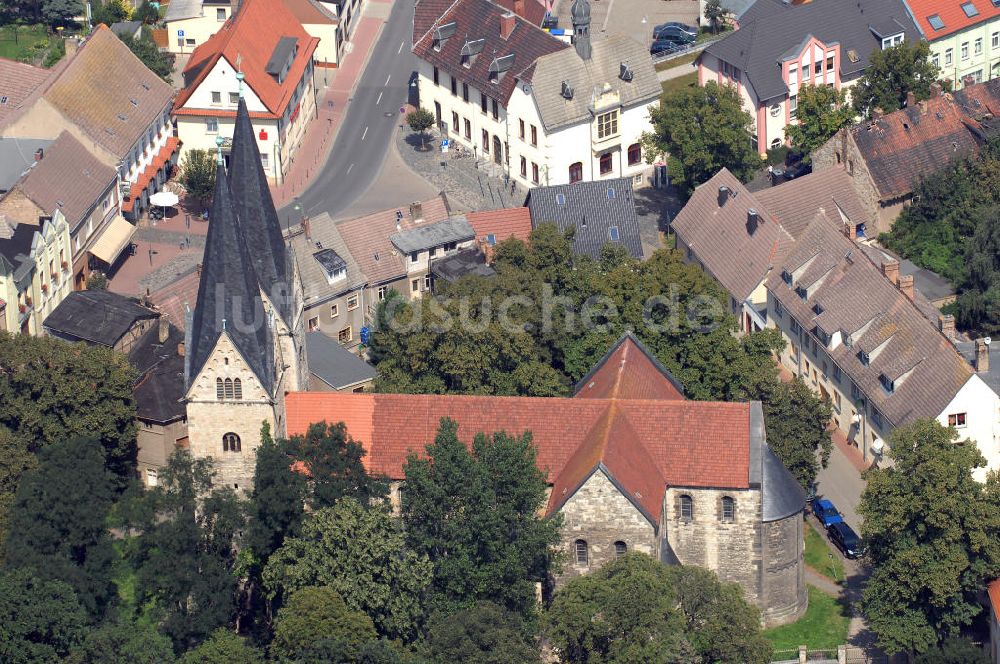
[34,148,44,161]
[177,341,185,358]
[302,216,311,239]
[898,273,914,300]
[158,314,169,344]
[976,338,991,373]
[881,258,899,285]
[845,222,856,240]
[917,100,927,115]
[196,263,202,277]
[938,314,955,340]
[873,107,884,119]
[500,12,516,39]
[746,208,759,234]
[905,90,916,108]
[229,0,241,17]
[717,185,730,207]
[410,201,424,223]
[930,82,942,98]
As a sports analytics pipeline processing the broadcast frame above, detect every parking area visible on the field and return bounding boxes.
[550,0,700,49]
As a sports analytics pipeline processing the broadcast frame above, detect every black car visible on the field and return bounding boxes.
[827,522,865,559]
[650,39,684,56]
[783,160,813,180]
[653,22,697,43]
[541,12,558,29]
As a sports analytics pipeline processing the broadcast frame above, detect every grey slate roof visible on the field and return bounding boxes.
[110,21,142,38]
[228,98,294,325]
[306,331,376,390]
[703,0,919,102]
[42,289,158,347]
[130,323,186,424]
[957,341,1000,394]
[530,34,660,133]
[186,163,275,394]
[748,399,805,521]
[290,212,367,307]
[526,177,643,259]
[165,0,204,21]
[430,247,496,283]
[391,216,475,254]
[0,138,51,193]
[0,223,39,284]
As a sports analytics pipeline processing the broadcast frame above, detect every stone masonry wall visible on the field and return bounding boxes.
[813,130,888,233]
[555,469,656,585]
[761,514,808,626]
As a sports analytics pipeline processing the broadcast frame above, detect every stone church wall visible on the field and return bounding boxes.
[761,514,807,625]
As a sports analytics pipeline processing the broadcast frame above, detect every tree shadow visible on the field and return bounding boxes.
[403,132,436,152]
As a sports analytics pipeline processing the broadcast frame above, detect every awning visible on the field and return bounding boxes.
[122,136,181,213]
[89,215,137,264]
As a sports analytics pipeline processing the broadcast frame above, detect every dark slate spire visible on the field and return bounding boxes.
[187,163,275,394]
[228,97,293,325]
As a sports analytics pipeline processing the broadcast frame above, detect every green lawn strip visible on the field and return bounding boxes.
[654,51,700,72]
[661,71,699,96]
[763,585,851,653]
[803,519,845,584]
[0,24,60,65]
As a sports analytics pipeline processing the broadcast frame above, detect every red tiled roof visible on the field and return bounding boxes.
[989,579,1000,617]
[413,0,567,105]
[494,0,548,25]
[147,269,201,331]
[465,207,533,243]
[574,334,685,401]
[173,107,280,120]
[174,0,320,117]
[0,58,51,125]
[905,0,1000,40]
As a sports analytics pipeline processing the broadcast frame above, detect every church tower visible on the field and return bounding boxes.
[183,91,307,491]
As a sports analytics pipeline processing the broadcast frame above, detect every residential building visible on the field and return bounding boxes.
[109,21,144,40]
[413,0,659,190]
[0,26,178,221]
[0,211,72,334]
[465,206,534,245]
[0,132,134,288]
[903,0,1000,88]
[164,0,236,54]
[184,96,308,491]
[0,137,51,194]
[812,79,1000,232]
[306,330,376,391]
[283,0,343,68]
[697,0,920,153]
[0,58,51,126]
[285,332,809,626]
[43,289,160,353]
[173,0,319,183]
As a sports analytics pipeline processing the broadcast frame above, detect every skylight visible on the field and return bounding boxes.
[607,187,616,200]
[928,14,945,30]
[609,226,620,241]
[555,193,566,205]
[961,2,979,18]
[313,249,347,283]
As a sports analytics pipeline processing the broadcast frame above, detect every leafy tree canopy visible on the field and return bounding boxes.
[270,586,378,662]
[760,377,832,490]
[914,637,991,664]
[287,421,388,510]
[425,601,539,664]
[784,84,855,158]
[179,149,217,206]
[118,30,173,81]
[65,618,175,664]
[859,419,1000,655]
[177,628,265,664]
[42,0,81,26]
[852,41,943,117]
[0,568,89,664]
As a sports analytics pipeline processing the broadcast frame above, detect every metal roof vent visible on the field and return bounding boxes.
[561,80,574,99]
[619,62,633,82]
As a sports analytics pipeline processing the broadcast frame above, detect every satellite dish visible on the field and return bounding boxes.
[522,83,532,95]
[871,437,885,454]
[986,336,992,346]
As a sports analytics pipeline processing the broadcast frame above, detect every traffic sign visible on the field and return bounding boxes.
[177,29,185,36]
[399,106,406,114]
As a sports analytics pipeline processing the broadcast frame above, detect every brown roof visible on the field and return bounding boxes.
[766,217,973,427]
[146,269,201,331]
[849,80,1000,200]
[990,579,1000,617]
[15,132,116,230]
[0,58,51,125]
[282,0,338,25]
[573,332,685,401]
[670,169,794,302]
[39,25,174,160]
[335,195,450,284]
[754,169,871,240]
[413,0,567,105]
[176,0,320,117]
[465,207,533,243]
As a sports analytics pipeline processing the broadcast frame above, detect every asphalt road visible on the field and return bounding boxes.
[280,0,418,220]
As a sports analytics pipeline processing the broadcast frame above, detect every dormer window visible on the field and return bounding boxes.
[460,38,484,67]
[879,374,894,394]
[812,303,824,315]
[857,350,870,367]
[881,33,904,49]
[794,285,807,300]
[781,270,792,285]
[619,62,633,82]
[561,80,574,99]
[433,21,457,51]
[314,248,347,284]
[489,54,515,84]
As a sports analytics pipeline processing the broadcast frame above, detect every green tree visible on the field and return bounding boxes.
[406,108,436,149]
[703,0,728,33]
[425,601,539,664]
[3,438,117,618]
[91,0,129,25]
[288,421,388,510]
[0,426,34,555]
[403,419,561,618]
[119,31,172,81]
[271,586,378,662]
[915,637,991,664]
[245,423,306,564]
[42,0,81,26]
[784,84,855,158]
[760,377,833,491]
[125,450,245,652]
[642,81,760,196]
[133,0,159,23]
[264,498,432,641]
[85,272,108,290]
[65,618,175,664]
[859,419,1000,655]
[178,628,264,664]
[179,149,217,206]
[0,568,88,664]
[852,41,942,117]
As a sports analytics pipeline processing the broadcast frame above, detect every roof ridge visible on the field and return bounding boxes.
[414,0,464,48]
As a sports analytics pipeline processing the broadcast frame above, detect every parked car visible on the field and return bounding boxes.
[783,160,813,180]
[812,499,844,527]
[650,39,684,56]
[827,522,865,559]
[653,22,697,42]
[542,12,558,29]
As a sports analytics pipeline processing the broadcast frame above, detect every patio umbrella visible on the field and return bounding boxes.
[149,190,179,220]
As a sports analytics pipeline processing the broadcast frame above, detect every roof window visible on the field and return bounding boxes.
[556,193,566,205]
[609,226,620,241]
[961,2,979,18]
[781,269,792,285]
[847,49,860,63]
[314,248,347,284]
[619,62,633,82]
[561,80,574,99]
[486,233,497,245]
[928,14,945,31]
[857,350,870,367]
[606,187,616,199]
[879,374,894,394]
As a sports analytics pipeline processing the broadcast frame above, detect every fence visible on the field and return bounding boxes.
[771,645,890,664]
[650,35,725,65]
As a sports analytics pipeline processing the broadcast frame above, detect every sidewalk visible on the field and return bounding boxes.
[271,14,387,208]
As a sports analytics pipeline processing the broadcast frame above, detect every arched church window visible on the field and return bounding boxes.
[223,432,241,452]
[614,540,627,558]
[233,378,242,400]
[574,539,589,565]
[216,378,224,400]
[224,378,234,399]
[680,494,694,521]
[721,496,735,522]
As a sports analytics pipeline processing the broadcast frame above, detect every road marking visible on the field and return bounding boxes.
[347,163,354,174]
[362,126,369,141]
[385,74,391,86]
[398,40,404,54]
[376,91,383,105]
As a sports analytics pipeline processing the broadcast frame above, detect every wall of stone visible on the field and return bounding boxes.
[555,469,656,584]
[761,514,807,626]
[813,130,887,232]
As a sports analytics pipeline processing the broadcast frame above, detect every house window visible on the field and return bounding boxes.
[773,299,783,318]
[932,53,940,68]
[452,111,459,132]
[994,32,999,49]
[260,153,269,169]
[871,407,884,429]
[803,61,811,81]
[881,34,903,49]
[569,161,583,183]
[788,64,798,85]
[424,274,432,290]
[433,66,439,85]
[338,326,352,343]
[233,378,242,400]
[186,38,195,46]
[826,54,834,71]
[229,92,239,104]
[464,118,471,139]
[946,48,954,66]
[770,138,782,149]
[679,494,693,520]
[614,541,627,557]
[627,143,641,166]
[451,75,457,96]
[789,94,798,121]
[976,37,983,55]
[206,118,219,133]
[377,286,387,301]
[217,7,226,20]
[769,103,781,117]
[833,364,842,382]
[574,539,588,565]
[721,496,735,522]
[211,91,222,104]
[462,82,469,101]
[216,378,224,400]
[330,303,339,317]
[480,92,487,113]
[520,156,527,177]
[962,42,969,60]
[596,111,618,139]
[531,162,539,184]
[308,316,319,331]
[530,124,538,146]
[482,129,490,152]
[491,99,498,120]
[519,119,525,139]
[146,468,158,486]
[347,294,359,310]
[223,432,241,453]
[814,61,822,76]
[599,152,613,175]
[948,413,968,427]
[411,278,420,293]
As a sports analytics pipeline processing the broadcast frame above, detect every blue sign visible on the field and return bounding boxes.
[441,139,450,147]
[177,29,185,36]
[360,326,371,345]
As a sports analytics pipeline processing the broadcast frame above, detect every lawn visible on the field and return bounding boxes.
[0,24,62,66]
[804,519,845,583]
[654,51,699,72]
[763,585,851,653]
[661,71,698,96]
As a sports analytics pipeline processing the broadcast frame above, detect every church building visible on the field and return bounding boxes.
[184,94,308,491]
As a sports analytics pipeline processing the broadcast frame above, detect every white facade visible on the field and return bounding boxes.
[165,1,233,54]
[934,375,1000,482]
